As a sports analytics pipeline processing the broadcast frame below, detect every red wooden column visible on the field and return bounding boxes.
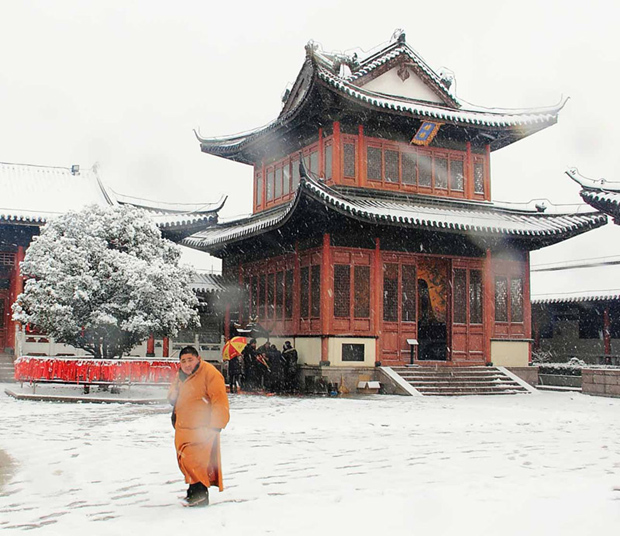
[321,233,332,363]
[163,337,170,358]
[603,306,611,357]
[484,144,492,201]
[318,128,324,177]
[465,142,474,199]
[146,335,155,357]
[524,251,533,363]
[483,249,494,364]
[238,262,244,326]
[373,238,382,364]
[293,241,301,334]
[224,306,230,341]
[332,121,341,185]
[7,246,25,353]
[358,125,366,188]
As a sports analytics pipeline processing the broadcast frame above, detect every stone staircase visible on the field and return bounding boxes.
[390,365,530,396]
[0,353,16,383]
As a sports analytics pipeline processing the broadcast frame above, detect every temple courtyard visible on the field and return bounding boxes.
[0,386,618,535]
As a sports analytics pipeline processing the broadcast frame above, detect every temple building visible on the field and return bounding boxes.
[0,161,223,357]
[185,32,607,372]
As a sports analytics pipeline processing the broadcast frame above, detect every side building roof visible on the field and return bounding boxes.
[0,162,223,240]
[566,168,620,224]
[183,173,606,255]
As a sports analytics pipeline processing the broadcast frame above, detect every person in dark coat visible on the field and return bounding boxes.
[227,354,243,393]
[241,338,258,390]
[264,343,285,393]
[282,341,298,393]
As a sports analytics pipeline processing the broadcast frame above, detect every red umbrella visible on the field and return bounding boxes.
[222,336,248,361]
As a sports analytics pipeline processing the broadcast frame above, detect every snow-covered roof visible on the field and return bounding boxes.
[189,272,225,294]
[196,33,564,163]
[0,162,222,239]
[532,290,620,305]
[566,167,620,224]
[0,162,113,224]
[183,175,606,252]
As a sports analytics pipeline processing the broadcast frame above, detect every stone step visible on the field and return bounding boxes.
[397,373,509,380]
[389,365,530,396]
[406,380,523,387]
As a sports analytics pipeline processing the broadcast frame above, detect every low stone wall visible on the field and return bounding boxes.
[506,366,539,387]
[298,365,381,394]
[582,369,620,398]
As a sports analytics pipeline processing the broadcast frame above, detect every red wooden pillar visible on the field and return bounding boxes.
[238,262,244,326]
[465,142,474,199]
[603,306,611,357]
[321,233,332,363]
[224,306,230,341]
[358,125,366,188]
[293,241,301,334]
[318,128,324,177]
[146,335,155,357]
[163,337,170,358]
[524,251,532,363]
[7,246,25,353]
[332,121,341,185]
[483,249,494,364]
[485,144,491,201]
[374,238,382,364]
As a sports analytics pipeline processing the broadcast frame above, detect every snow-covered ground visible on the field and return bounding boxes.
[0,386,619,535]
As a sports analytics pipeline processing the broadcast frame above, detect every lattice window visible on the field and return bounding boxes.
[495,277,508,322]
[367,146,382,181]
[402,152,416,185]
[354,265,370,319]
[435,157,448,189]
[383,263,398,322]
[284,270,293,319]
[450,159,464,191]
[510,278,523,323]
[474,161,485,194]
[334,264,351,318]
[267,273,275,319]
[343,142,356,178]
[0,253,15,266]
[259,274,266,319]
[401,264,416,322]
[385,150,399,183]
[275,271,284,320]
[325,143,333,180]
[300,267,309,318]
[418,154,432,187]
[310,265,321,318]
[453,269,467,324]
[469,270,483,324]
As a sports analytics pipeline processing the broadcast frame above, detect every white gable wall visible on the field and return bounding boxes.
[361,66,444,103]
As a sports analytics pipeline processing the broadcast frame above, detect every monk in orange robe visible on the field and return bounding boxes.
[168,346,230,506]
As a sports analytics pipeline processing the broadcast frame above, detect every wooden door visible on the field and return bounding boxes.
[451,261,485,363]
[381,261,417,366]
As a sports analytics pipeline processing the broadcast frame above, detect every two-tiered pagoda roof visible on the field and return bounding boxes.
[196,32,566,164]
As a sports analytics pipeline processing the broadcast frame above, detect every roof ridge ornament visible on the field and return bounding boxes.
[392,29,406,44]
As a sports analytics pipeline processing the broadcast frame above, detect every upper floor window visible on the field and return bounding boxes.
[366,140,470,196]
[495,275,523,323]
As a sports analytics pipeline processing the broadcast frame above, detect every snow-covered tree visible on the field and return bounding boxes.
[13,205,199,358]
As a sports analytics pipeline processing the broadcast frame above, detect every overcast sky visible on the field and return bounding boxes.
[2,0,619,289]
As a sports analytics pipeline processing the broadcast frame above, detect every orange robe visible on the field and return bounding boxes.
[168,360,230,491]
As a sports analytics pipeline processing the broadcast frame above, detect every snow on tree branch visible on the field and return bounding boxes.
[12,204,199,358]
